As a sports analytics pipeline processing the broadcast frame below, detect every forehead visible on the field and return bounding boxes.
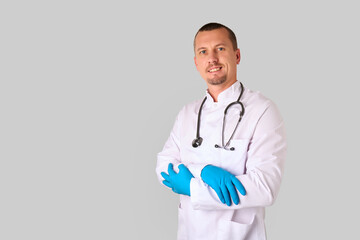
[194,28,232,49]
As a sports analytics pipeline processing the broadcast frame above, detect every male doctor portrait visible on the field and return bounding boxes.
[156,22,287,240]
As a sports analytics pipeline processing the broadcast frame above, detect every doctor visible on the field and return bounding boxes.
[156,22,286,240]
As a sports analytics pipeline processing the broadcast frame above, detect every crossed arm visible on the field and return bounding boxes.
[156,101,286,209]
[161,163,246,206]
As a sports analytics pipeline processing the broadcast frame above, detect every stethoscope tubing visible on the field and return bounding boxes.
[192,82,245,151]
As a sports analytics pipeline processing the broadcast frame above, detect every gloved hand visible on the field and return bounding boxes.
[201,165,246,206]
[161,163,194,196]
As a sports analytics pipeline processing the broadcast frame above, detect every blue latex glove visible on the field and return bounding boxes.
[201,165,246,206]
[161,163,194,196]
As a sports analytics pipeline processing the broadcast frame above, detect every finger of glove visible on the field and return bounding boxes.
[220,184,231,206]
[227,182,240,205]
[167,163,176,176]
[179,164,194,178]
[178,164,189,173]
[212,186,225,204]
[232,176,246,196]
[162,180,172,189]
[161,172,170,181]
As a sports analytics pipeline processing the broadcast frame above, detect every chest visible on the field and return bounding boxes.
[179,105,255,175]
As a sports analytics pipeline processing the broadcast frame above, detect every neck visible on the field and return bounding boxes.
[207,79,237,102]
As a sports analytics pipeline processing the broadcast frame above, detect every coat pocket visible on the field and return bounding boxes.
[217,215,257,240]
[220,139,250,175]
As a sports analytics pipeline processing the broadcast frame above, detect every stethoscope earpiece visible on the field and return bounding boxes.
[215,144,235,151]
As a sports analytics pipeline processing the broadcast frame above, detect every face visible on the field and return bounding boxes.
[194,28,240,87]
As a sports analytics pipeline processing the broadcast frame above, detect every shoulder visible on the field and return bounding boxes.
[242,86,282,121]
[178,97,205,116]
[243,87,270,107]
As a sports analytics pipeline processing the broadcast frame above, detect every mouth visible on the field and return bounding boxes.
[208,66,222,73]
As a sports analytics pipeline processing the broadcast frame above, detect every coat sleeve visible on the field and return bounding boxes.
[156,106,208,191]
[190,101,287,210]
[155,108,184,185]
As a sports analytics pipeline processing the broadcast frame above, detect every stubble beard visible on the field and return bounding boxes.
[206,75,227,86]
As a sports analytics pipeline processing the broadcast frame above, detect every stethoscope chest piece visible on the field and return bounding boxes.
[192,137,203,148]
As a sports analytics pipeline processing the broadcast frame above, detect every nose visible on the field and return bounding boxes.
[208,51,218,64]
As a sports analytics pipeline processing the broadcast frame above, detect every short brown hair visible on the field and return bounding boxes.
[194,22,238,51]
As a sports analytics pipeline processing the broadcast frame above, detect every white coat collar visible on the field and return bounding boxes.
[204,81,242,107]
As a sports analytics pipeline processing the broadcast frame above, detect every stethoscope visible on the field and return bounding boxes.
[192,82,245,151]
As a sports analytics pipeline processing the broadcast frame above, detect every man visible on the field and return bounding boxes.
[156,22,286,240]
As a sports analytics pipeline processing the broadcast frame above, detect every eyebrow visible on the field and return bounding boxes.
[196,43,227,52]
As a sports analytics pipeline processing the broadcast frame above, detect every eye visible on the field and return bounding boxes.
[218,47,224,51]
[199,50,206,55]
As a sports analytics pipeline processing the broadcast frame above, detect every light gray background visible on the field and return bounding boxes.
[1,0,359,239]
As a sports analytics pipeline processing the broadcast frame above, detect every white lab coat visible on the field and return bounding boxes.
[156,81,286,240]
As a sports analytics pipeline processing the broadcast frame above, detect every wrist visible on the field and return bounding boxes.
[200,164,212,179]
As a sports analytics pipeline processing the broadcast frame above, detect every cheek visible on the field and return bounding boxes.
[199,62,208,72]
[226,57,237,69]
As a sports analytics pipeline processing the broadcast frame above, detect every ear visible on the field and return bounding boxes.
[236,49,241,64]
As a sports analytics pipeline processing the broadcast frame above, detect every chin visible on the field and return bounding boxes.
[206,77,227,86]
